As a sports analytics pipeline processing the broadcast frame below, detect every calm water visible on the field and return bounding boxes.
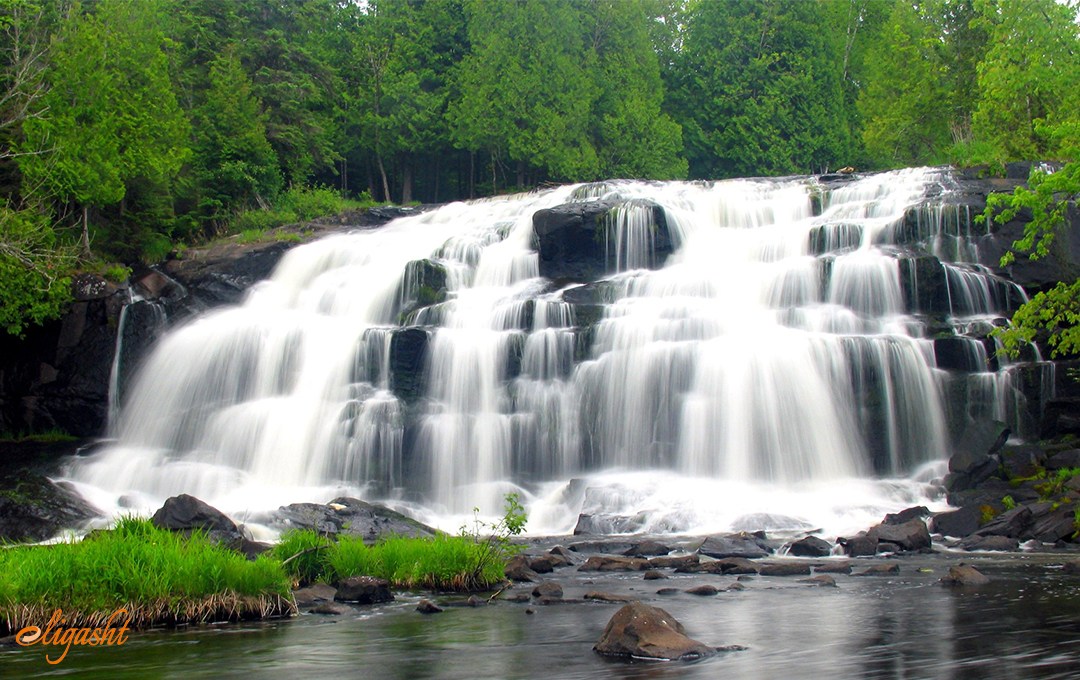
[4,552,1080,679]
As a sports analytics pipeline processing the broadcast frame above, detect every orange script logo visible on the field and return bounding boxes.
[15,608,131,664]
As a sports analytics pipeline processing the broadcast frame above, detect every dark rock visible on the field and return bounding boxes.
[714,557,760,574]
[276,497,437,542]
[335,576,393,604]
[946,454,1005,493]
[505,554,540,582]
[506,592,531,603]
[584,592,635,603]
[656,587,679,595]
[884,506,931,526]
[898,255,949,314]
[0,470,99,542]
[930,505,983,538]
[1046,449,1080,471]
[736,575,754,582]
[866,520,932,552]
[549,545,573,558]
[152,494,238,534]
[593,602,717,661]
[532,583,563,600]
[1062,560,1080,574]
[950,421,1011,473]
[528,555,556,574]
[568,540,634,554]
[699,534,769,560]
[534,200,672,281]
[973,505,1033,539]
[310,602,351,615]
[293,583,337,606]
[851,564,900,577]
[573,513,645,536]
[1030,506,1078,544]
[814,561,852,574]
[877,542,902,554]
[648,553,699,569]
[624,540,671,557]
[684,585,719,596]
[759,563,812,577]
[578,556,650,572]
[525,607,535,615]
[939,564,990,586]
[934,337,987,372]
[388,328,430,404]
[799,574,837,587]
[643,570,668,580]
[416,599,444,614]
[726,582,746,591]
[465,595,485,607]
[787,535,832,557]
[838,535,878,557]
[999,445,1046,479]
[959,535,1019,551]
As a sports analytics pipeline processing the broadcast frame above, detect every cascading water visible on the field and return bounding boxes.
[69,167,1041,537]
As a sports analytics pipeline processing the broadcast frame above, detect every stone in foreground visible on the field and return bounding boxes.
[335,576,393,604]
[939,564,990,586]
[593,602,717,661]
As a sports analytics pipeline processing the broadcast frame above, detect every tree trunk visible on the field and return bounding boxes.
[377,154,391,204]
[80,206,91,258]
[491,150,497,195]
[401,164,412,204]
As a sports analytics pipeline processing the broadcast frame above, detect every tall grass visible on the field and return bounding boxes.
[273,531,507,592]
[0,518,293,632]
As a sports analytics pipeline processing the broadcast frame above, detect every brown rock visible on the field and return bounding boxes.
[649,552,699,569]
[578,555,650,572]
[939,564,990,586]
[798,574,837,587]
[311,602,351,615]
[505,554,540,582]
[416,599,444,614]
[643,570,668,580]
[814,561,852,574]
[532,583,563,599]
[684,585,719,596]
[335,576,393,604]
[528,555,556,574]
[593,602,716,660]
[656,587,679,595]
[293,582,337,606]
[759,563,812,577]
[851,564,900,577]
[585,591,635,603]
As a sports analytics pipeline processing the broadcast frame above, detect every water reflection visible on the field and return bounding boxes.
[4,556,1080,679]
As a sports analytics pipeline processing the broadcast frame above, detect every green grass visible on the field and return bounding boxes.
[0,427,78,444]
[0,518,293,632]
[273,530,507,592]
[226,185,378,238]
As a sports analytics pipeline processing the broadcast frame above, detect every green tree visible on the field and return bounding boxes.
[671,0,852,179]
[19,0,190,258]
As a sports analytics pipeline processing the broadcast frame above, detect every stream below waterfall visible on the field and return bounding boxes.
[4,551,1080,680]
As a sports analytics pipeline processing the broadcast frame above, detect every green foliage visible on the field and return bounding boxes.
[979,503,999,525]
[994,279,1080,359]
[1036,467,1080,501]
[100,264,131,284]
[0,427,76,443]
[0,206,73,337]
[1002,494,1016,511]
[0,518,290,618]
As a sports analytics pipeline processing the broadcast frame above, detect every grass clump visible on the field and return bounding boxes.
[0,427,78,444]
[0,517,293,632]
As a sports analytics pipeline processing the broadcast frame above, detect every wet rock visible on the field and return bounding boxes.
[939,564,990,586]
[729,513,815,533]
[930,505,983,538]
[656,587,679,595]
[726,582,746,591]
[1030,506,1078,544]
[388,328,430,404]
[799,574,837,587]
[959,535,1019,551]
[549,545,574,558]
[851,564,900,577]
[293,583,337,606]
[1046,449,1080,471]
[699,534,769,560]
[544,548,574,568]
[624,540,672,557]
[685,585,719,596]
[506,592,532,603]
[884,506,931,526]
[532,583,563,600]
[0,470,99,542]
[573,513,644,536]
[311,602,351,615]
[593,602,717,661]
[585,592,635,603]
[276,497,437,542]
[643,570,668,580]
[787,536,832,558]
[949,420,1010,473]
[866,519,932,552]
[578,555,650,572]
[525,607,535,615]
[999,445,1046,479]
[335,576,393,604]
[759,563,812,577]
[736,575,754,582]
[838,536,878,557]
[973,505,1033,539]
[648,552,699,569]
[416,599,444,614]
[814,561,852,574]
[465,595,485,607]
[152,494,238,534]
[1062,560,1080,574]
[679,557,760,575]
[505,554,540,582]
[568,540,634,554]
[528,555,556,574]
[877,542,902,554]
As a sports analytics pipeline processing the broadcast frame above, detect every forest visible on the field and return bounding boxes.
[1,0,1079,335]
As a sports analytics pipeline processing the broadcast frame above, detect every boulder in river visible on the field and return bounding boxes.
[152,493,238,534]
[866,519,932,552]
[698,533,770,559]
[759,563,812,577]
[532,583,563,600]
[0,469,99,542]
[939,564,990,586]
[275,497,437,542]
[578,555,650,572]
[335,575,393,604]
[593,602,722,661]
[504,554,540,582]
[787,535,832,557]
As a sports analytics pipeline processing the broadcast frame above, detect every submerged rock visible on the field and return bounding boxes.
[335,576,393,604]
[939,564,990,586]
[799,574,837,587]
[648,552,699,569]
[416,599,444,614]
[643,570,668,580]
[593,602,719,661]
[585,591,635,603]
[851,564,900,577]
[532,583,563,600]
[0,469,99,542]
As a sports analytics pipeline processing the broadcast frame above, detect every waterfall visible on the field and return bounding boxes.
[70,168,1046,536]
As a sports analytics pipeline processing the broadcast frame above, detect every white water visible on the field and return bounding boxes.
[69,168,1036,537]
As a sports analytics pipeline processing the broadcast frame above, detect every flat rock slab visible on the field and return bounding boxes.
[594,602,719,661]
[293,582,337,606]
[649,553,699,569]
[759,563,812,577]
[335,576,393,604]
[532,583,564,599]
[799,575,837,587]
[277,497,437,542]
[814,561,852,574]
[851,564,901,577]
[939,564,990,586]
[0,470,100,542]
[699,534,770,559]
[578,555,650,572]
[585,591,635,603]
[685,585,719,596]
